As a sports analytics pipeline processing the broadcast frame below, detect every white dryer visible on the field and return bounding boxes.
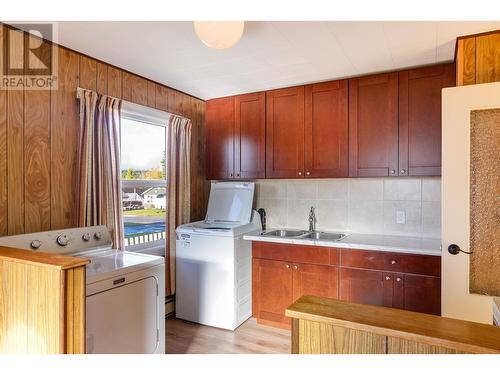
[176,181,261,330]
[0,226,165,354]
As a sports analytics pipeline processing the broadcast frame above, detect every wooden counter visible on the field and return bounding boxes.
[0,246,89,354]
[286,295,500,354]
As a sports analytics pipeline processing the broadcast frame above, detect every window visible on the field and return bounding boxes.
[120,103,168,255]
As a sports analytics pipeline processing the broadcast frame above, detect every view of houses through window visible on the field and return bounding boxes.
[121,117,167,251]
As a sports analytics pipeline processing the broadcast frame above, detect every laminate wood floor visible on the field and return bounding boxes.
[166,317,291,354]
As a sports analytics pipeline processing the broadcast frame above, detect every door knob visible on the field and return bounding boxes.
[385,276,391,281]
[293,265,298,270]
[285,264,290,269]
[400,169,406,174]
[298,172,302,176]
[448,244,472,255]
[306,172,310,176]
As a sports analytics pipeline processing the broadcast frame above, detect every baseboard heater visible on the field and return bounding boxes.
[165,295,175,318]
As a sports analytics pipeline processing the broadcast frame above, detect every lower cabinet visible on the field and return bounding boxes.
[393,273,441,315]
[340,268,441,315]
[252,242,441,330]
[339,268,393,308]
[252,258,338,328]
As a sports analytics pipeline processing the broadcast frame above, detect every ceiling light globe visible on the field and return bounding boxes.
[194,21,245,50]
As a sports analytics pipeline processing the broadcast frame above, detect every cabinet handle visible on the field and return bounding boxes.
[298,172,302,176]
[396,277,402,282]
[390,170,396,175]
[285,264,290,269]
[293,265,298,270]
[400,169,406,174]
[306,172,310,176]
[236,173,240,177]
[391,260,396,265]
[229,173,233,177]
[385,276,391,281]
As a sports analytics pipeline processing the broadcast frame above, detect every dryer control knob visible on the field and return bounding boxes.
[30,240,42,249]
[82,233,91,242]
[94,232,102,240]
[56,234,69,246]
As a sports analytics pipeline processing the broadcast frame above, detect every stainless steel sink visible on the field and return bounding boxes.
[263,229,346,241]
[264,229,309,238]
[300,231,346,241]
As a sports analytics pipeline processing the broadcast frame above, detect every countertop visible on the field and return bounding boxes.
[0,245,90,269]
[243,230,441,256]
[286,295,500,354]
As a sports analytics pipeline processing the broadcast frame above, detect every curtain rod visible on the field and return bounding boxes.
[75,87,190,122]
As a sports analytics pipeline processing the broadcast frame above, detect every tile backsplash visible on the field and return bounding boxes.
[253,177,441,239]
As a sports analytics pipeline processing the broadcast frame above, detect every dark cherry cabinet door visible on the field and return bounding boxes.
[305,80,348,178]
[266,86,305,178]
[348,73,399,177]
[234,92,266,179]
[340,268,393,308]
[206,97,235,179]
[398,63,455,176]
[252,258,293,326]
[292,264,338,302]
[393,274,441,315]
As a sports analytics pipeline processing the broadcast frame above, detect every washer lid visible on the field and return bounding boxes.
[205,181,255,225]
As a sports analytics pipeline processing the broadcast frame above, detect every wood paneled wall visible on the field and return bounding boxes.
[0,24,208,236]
[456,29,500,85]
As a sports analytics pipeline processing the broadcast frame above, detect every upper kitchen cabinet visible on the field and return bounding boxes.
[349,73,399,177]
[266,86,305,178]
[234,92,266,179]
[398,64,455,176]
[206,93,266,180]
[206,97,235,180]
[305,80,348,178]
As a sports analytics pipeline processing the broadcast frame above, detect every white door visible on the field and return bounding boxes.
[441,82,500,324]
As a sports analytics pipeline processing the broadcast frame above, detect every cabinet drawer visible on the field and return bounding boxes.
[340,249,440,277]
[252,241,337,265]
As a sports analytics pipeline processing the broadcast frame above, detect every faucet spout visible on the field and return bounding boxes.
[308,206,316,232]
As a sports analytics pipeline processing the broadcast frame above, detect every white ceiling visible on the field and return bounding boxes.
[55,21,500,100]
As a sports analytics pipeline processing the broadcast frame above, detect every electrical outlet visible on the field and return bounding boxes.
[396,210,406,224]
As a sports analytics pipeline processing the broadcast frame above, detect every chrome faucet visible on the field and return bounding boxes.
[308,206,316,232]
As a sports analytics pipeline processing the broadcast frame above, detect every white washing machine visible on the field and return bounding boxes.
[176,181,261,330]
[0,226,165,354]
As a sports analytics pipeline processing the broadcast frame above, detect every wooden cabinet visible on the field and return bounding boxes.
[206,97,235,179]
[252,242,442,329]
[252,258,294,327]
[265,81,348,179]
[206,64,454,180]
[393,274,441,315]
[292,263,338,303]
[398,64,455,176]
[266,86,305,178]
[339,248,441,315]
[349,64,454,177]
[339,268,392,307]
[348,72,399,177]
[234,92,266,179]
[305,80,348,177]
[206,93,265,180]
[252,242,338,328]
